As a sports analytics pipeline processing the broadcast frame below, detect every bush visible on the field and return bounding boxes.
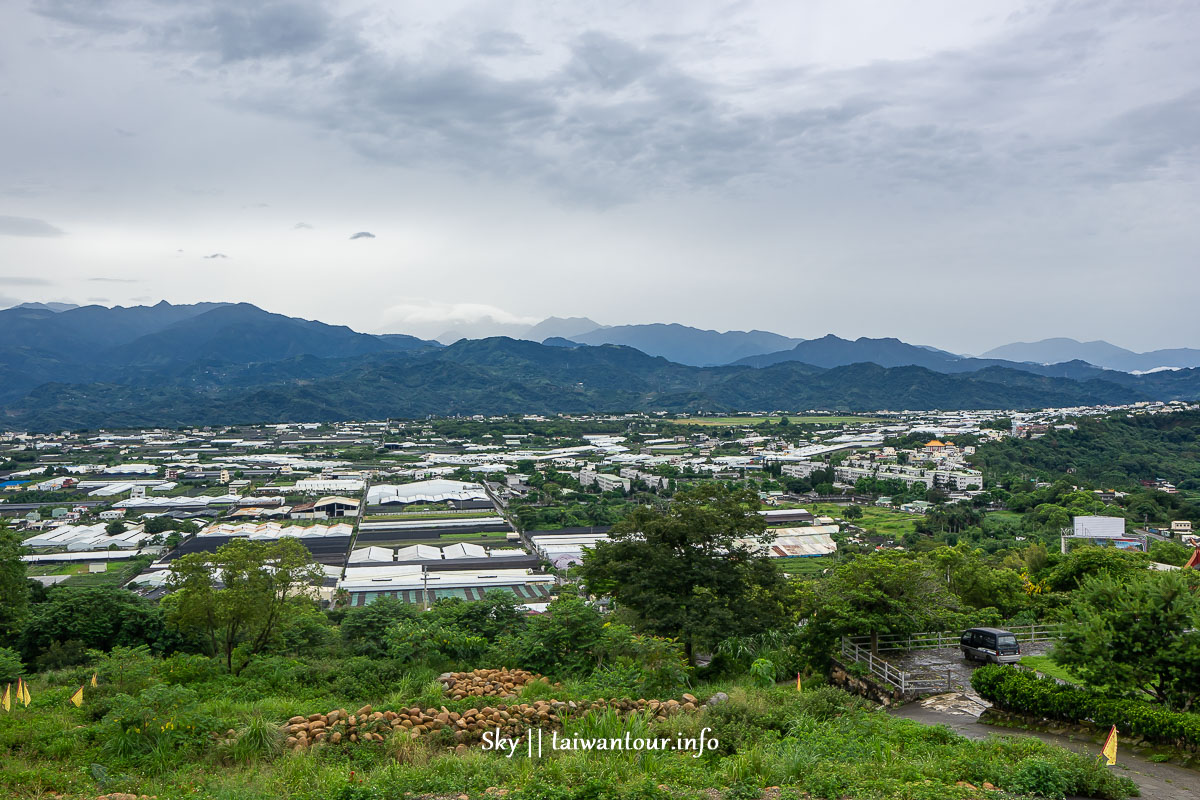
[972,664,1200,749]
[0,646,23,683]
[98,683,217,769]
[1004,758,1070,800]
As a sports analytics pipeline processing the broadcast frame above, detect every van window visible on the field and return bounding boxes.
[997,634,1017,648]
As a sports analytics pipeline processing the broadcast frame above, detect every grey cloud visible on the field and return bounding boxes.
[472,30,536,57]
[26,1,1200,213]
[87,296,109,302]
[0,215,65,237]
[35,0,342,64]
[349,231,374,240]
[293,222,313,229]
[0,276,53,286]
[203,252,228,258]
[89,276,141,283]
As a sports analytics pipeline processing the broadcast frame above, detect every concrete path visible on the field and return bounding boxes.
[891,693,1200,799]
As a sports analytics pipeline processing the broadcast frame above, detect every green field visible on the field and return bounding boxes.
[670,415,886,427]
[1019,655,1082,685]
[806,502,923,539]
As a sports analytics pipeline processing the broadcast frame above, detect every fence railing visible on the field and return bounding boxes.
[843,623,1063,654]
[838,637,952,694]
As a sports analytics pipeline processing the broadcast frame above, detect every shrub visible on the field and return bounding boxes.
[749,658,775,688]
[98,683,217,768]
[1004,758,1070,800]
[0,646,23,683]
[972,664,1200,749]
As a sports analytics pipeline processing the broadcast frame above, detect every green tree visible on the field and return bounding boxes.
[18,586,172,663]
[340,596,417,658]
[164,538,322,673]
[579,484,791,662]
[813,551,958,653]
[843,505,864,520]
[0,522,30,638]
[105,519,127,536]
[1053,570,1200,711]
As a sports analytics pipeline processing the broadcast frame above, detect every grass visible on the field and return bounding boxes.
[0,653,1141,800]
[669,415,887,427]
[1020,655,1082,685]
[807,503,922,540]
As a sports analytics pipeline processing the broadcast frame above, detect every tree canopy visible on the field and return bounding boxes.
[579,484,792,660]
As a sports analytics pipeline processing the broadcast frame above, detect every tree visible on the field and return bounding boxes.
[579,484,791,662]
[163,537,323,673]
[340,595,417,658]
[813,551,958,653]
[0,522,30,638]
[106,519,127,536]
[1053,570,1200,711]
[843,505,864,520]
[18,586,172,662]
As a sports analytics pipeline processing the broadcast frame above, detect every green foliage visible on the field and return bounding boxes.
[808,551,958,653]
[1046,546,1151,591]
[163,537,324,673]
[1053,569,1200,710]
[580,484,793,659]
[98,683,216,768]
[0,646,23,683]
[1148,539,1193,566]
[386,617,488,666]
[18,586,173,663]
[972,663,1200,747]
[748,658,775,688]
[973,410,1200,490]
[339,596,417,658]
[0,523,30,638]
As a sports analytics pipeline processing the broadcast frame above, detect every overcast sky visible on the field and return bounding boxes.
[1,0,1197,353]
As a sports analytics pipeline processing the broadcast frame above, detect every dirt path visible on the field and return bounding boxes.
[890,693,1200,799]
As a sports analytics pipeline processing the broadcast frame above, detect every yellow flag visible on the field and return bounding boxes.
[796,673,802,692]
[69,686,83,708]
[90,672,98,688]
[2,684,9,712]
[1102,725,1118,766]
[21,680,30,706]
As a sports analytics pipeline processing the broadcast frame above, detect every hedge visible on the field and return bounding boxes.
[971,664,1200,751]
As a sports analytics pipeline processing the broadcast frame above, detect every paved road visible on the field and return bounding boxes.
[891,693,1200,799]
[886,642,1053,693]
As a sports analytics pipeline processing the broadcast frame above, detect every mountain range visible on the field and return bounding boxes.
[0,301,1197,429]
[979,338,1200,373]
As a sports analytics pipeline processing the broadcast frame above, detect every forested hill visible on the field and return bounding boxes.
[970,410,1200,489]
[4,337,1200,430]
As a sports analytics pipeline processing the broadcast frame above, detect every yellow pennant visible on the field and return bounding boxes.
[69,686,84,708]
[2,683,9,712]
[90,672,98,688]
[1101,725,1118,766]
[22,680,31,706]
[796,673,802,692]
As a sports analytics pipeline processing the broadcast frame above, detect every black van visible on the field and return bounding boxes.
[960,627,1021,664]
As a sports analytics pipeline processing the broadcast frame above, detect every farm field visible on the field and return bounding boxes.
[807,502,923,540]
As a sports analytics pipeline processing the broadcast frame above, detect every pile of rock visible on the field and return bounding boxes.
[281,695,700,752]
[438,668,553,699]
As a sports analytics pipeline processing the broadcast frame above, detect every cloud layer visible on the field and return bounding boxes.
[1,1,1197,352]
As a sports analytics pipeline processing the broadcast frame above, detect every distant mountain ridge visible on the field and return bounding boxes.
[980,338,1200,372]
[565,323,804,366]
[5,336,1198,431]
[1,301,1199,429]
[0,301,439,400]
